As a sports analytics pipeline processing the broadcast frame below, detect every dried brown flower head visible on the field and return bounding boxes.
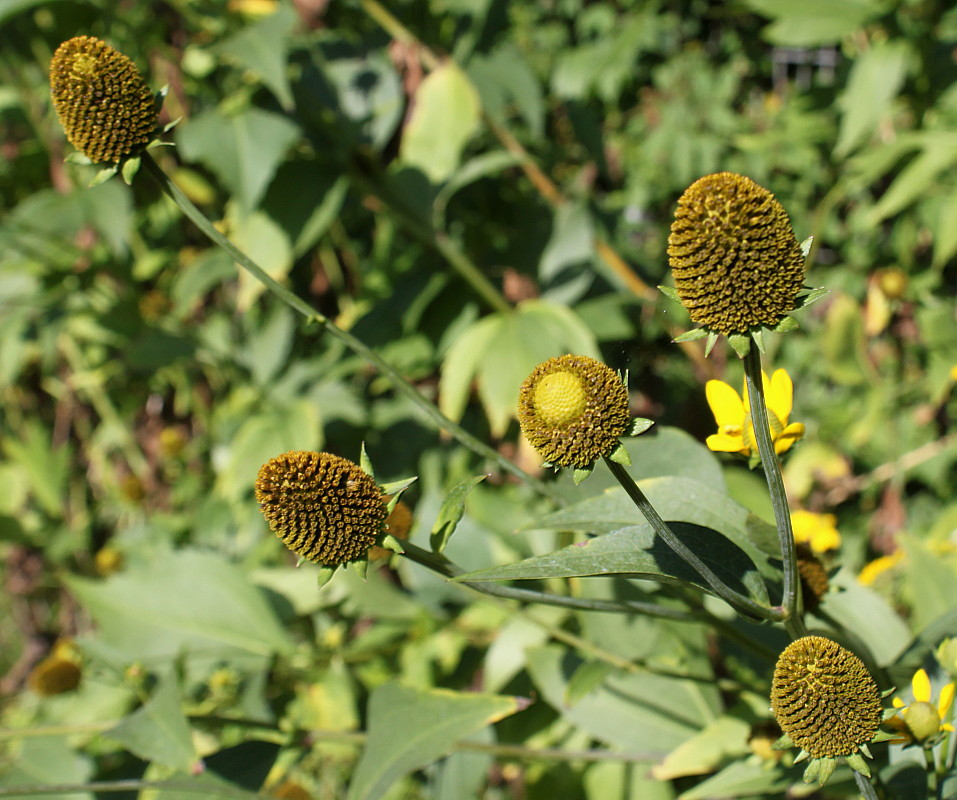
[50,36,157,164]
[795,542,829,612]
[667,172,804,334]
[256,451,387,566]
[517,355,630,468]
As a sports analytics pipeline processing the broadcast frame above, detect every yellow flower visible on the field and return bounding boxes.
[950,364,957,382]
[791,510,841,553]
[705,369,804,457]
[890,669,955,743]
[858,550,905,586]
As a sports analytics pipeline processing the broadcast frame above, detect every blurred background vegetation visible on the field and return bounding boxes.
[1,0,956,798]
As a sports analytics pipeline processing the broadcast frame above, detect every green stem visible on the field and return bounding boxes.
[602,457,781,622]
[397,539,698,620]
[924,744,939,798]
[0,781,256,799]
[854,771,880,800]
[140,153,558,501]
[742,345,807,639]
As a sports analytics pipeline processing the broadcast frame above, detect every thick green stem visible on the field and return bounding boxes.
[141,153,558,501]
[742,345,807,639]
[397,539,699,620]
[603,457,781,622]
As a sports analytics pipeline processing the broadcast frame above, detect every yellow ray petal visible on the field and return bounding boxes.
[706,380,745,428]
[939,682,954,718]
[765,369,794,422]
[774,422,805,454]
[706,433,747,454]
[893,696,906,708]
[912,669,932,703]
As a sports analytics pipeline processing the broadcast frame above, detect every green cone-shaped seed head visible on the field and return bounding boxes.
[668,172,804,334]
[50,36,157,164]
[256,451,387,566]
[518,355,630,468]
[771,636,882,759]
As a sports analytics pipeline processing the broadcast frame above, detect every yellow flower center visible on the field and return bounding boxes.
[534,371,587,426]
[903,702,941,742]
[72,53,97,76]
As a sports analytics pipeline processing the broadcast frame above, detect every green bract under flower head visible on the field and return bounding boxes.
[50,36,157,164]
[518,355,630,469]
[771,636,882,773]
[668,172,804,335]
[255,451,387,567]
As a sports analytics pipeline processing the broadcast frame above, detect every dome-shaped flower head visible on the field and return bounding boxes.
[889,668,955,744]
[50,36,157,164]
[771,636,884,783]
[668,172,805,335]
[255,451,388,567]
[517,355,630,469]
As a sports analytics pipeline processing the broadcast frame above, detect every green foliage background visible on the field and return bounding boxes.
[0,0,956,798]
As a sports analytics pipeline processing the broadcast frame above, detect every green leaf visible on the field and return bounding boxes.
[866,139,957,225]
[400,63,481,184]
[176,107,300,215]
[66,550,294,664]
[0,735,92,800]
[742,0,881,45]
[677,758,792,800]
[727,332,751,358]
[539,201,596,304]
[347,683,522,800]
[673,328,708,343]
[106,674,198,771]
[431,474,487,553]
[212,4,298,110]
[526,645,715,752]
[439,300,599,436]
[658,284,680,302]
[456,519,770,606]
[231,208,294,311]
[652,714,752,780]
[2,421,70,518]
[835,41,909,159]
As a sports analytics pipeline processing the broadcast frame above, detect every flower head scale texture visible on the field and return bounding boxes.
[705,368,804,457]
[518,355,630,469]
[668,172,805,334]
[794,542,829,612]
[255,451,387,566]
[890,668,955,743]
[771,637,882,761]
[50,36,157,164]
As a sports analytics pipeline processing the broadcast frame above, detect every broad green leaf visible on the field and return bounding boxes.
[66,549,293,663]
[212,4,297,110]
[678,758,792,799]
[0,735,93,800]
[819,570,911,667]
[176,107,300,214]
[433,150,523,225]
[835,42,909,158]
[585,762,676,800]
[527,645,715,753]
[347,682,522,800]
[229,208,294,311]
[539,202,595,304]
[456,520,770,606]
[932,188,957,269]
[430,474,487,553]
[903,540,957,633]
[439,299,599,436]
[467,43,544,136]
[743,0,880,45]
[652,714,752,780]
[323,51,403,149]
[866,140,957,225]
[400,63,481,184]
[106,674,197,771]
[526,476,775,559]
[2,420,70,518]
